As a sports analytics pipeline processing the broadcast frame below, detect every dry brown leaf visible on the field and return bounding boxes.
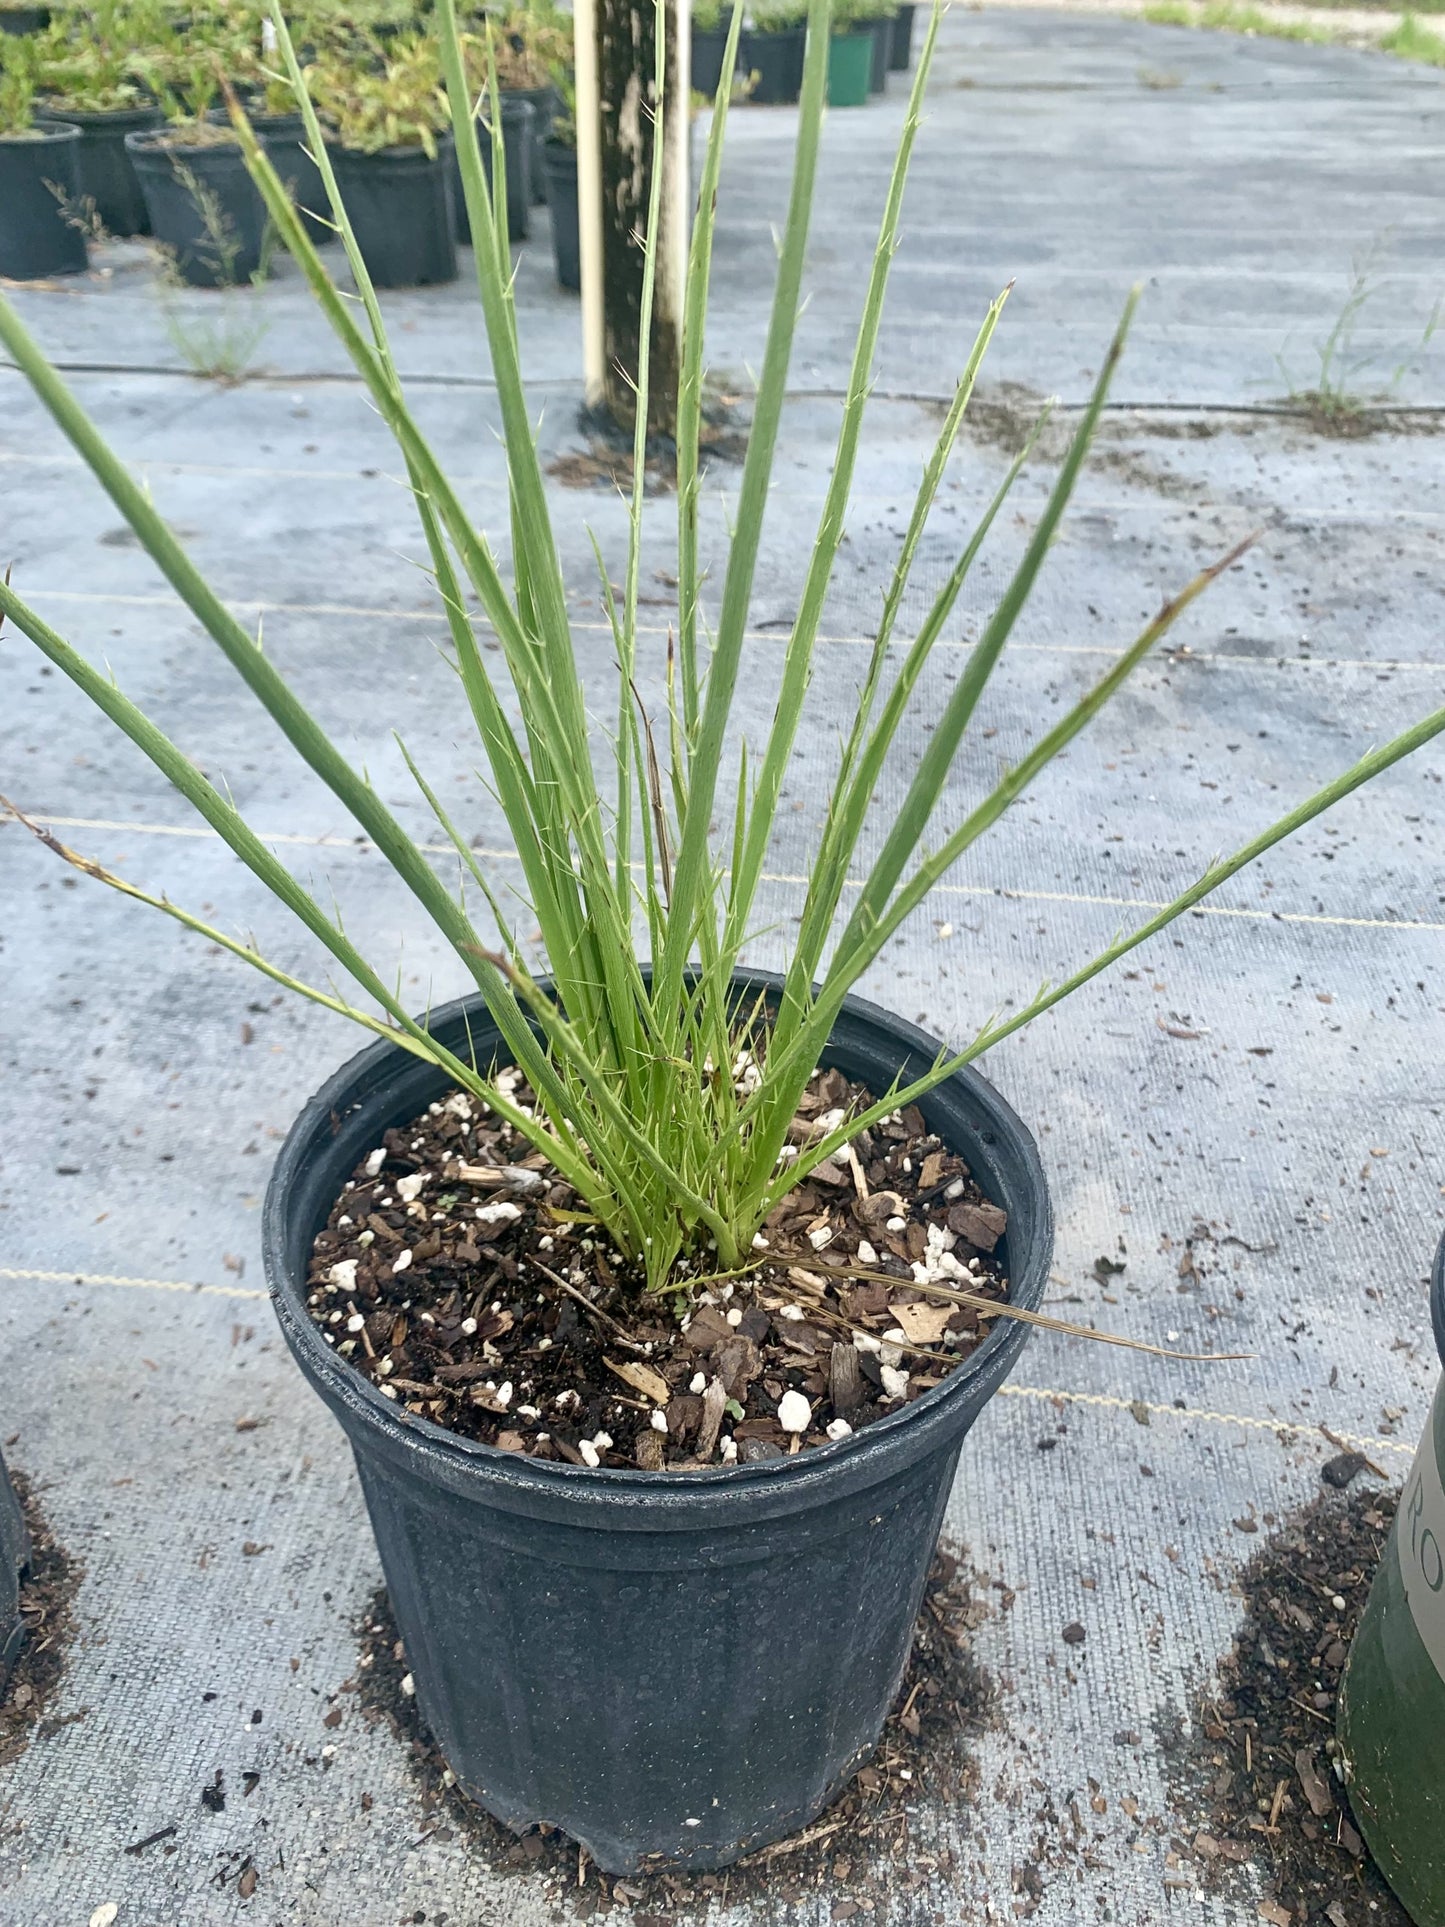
[605,1356,670,1404]
[890,1300,955,1346]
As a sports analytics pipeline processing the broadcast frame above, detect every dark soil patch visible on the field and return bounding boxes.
[1275,395,1445,440]
[549,390,749,493]
[1167,1481,1410,1927]
[304,1061,1010,1468]
[0,1469,83,1769]
[353,1544,998,1918]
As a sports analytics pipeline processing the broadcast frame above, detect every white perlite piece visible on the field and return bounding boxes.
[650,1409,669,1434]
[460,1316,477,1336]
[392,1250,413,1275]
[725,1307,743,1327]
[807,1225,834,1251]
[396,1171,426,1203]
[443,1092,473,1120]
[476,1201,523,1226]
[89,1908,119,1927]
[364,1147,386,1177]
[856,1239,878,1267]
[689,1372,707,1395]
[592,1430,614,1451]
[578,1439,601,1468]
[345,1314,365,1334]
[327,1259,359,1291]
[826,1418,853,1442]
[400,1673,415,1697]
[777,1389,811,1434]
[880,1327,907,1368]
[880,1365,910,1400]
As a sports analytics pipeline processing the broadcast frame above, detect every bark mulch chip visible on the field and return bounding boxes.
[354,1546,998,1918]
[305,1061,1010,1470]
[1167,1482,1410,1927]
[0,1468,83,1768]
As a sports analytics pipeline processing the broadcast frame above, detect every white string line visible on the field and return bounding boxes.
[6,811,1442,934]
[997,1382,1416,1461]
[15,587,1436,676]
[0,1266,1416,1460]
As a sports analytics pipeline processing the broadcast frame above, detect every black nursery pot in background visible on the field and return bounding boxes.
[868,15,891,92]
[691,11,737,98]
[42,102,160,236]
[746,25,806,104]
[241,112,330,245]
[265,975,1053,1874]
[0,123,89,280]
[450,96,533,244]
[542,136,578,290]
[0,4,49,32]
[125,130,271,288]
[889,1,916,69]
[502,82,556,205]
[0,1447,29,1695]
[327,134,457,289]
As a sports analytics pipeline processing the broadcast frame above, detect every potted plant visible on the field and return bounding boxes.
[451,28,534,243]
[826,0,873,107]
[221,25,333,244]
[1336,1232,1445,1923]
[745,0,806,103]
[2,0,1444,1875]
[888,0,914,69]
[307,30,457,286]
[0,1448,29,1696]
[833,0,895,94]
[125,58,273,287]
[691,0,737,99]
[35,0,173,236]
[483,1,570,205]
[0,33,89,279]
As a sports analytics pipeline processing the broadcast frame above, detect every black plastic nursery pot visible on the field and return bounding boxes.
[691,14,737,98]
[0,124,88,281]
[125,130,271,288]
[0,4,48,32]
[503,82,557,205]
[1336,1234,1445,1924]
[745,25,806,104]
[241,112,330,245]
[542,136,579,290]
[867,16,891,92]
[327,135,457,289]
[450,96,533,244]
[889,1,915,69]
[264,974,1053,1874]
[43,102,161,236]
[0,1448,29,1694]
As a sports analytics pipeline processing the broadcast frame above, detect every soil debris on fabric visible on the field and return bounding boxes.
[1167,1483,1411,1927]
[354,1546,996,1918]
[303,1061,1010,1468]
[0,1470,83,1769]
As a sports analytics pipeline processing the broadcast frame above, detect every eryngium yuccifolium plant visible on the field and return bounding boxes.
[1,0,1442,1293]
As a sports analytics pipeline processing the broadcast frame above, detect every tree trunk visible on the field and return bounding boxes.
[592,0,687,436]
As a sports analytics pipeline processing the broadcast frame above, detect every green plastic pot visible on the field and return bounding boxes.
[1337,1234,1445,1925]
[827,30,872,107]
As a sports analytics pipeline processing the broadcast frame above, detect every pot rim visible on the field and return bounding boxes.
[123,125,247,157]
[1,119,81,145]
[326,131,454,166]
[39,99,158,124]
[266,973,1052,1523]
